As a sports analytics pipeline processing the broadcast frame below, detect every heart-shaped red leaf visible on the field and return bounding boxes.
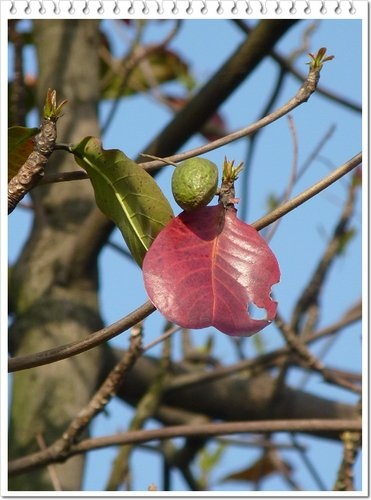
[143,204,280,336]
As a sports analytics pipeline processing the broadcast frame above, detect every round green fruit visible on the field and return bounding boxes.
[171,158,219,211]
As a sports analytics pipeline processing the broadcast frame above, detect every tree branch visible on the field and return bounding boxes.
[252,152,361,231]
[139,20,297,162]
[232,20,361,114]
[9,419,361,477]
[8,301,155,372]
[139,39,326,172]
[290,171,360,331]
[8,119,56,213]
[8,153,361,373]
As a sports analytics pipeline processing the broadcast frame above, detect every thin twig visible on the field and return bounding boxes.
[295,124,336,184]
[57,328,142,454]
[311,299,361,341]
[101,20,182,135]
[240,64,288,221]
[143,324,181,353]
[9,419,361,477]
[139,47,325,172]
[232,20,361,114]
[290,168,360,332]
[252,152,361,231]
[36,434,63,491]
[265,114,299,242]
[275,312,361,394]
[7,153,361,373]
[289,434,327,490]
[8,301,154,372]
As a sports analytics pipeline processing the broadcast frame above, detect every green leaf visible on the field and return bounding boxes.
[43,88,68,120]
[72,137,174,266]
[8,126,39,182]
[199,443,226,474]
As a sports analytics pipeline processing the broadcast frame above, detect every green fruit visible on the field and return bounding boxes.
[171,158,219,211]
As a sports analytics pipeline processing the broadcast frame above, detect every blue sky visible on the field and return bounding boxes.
[7,17,364,492]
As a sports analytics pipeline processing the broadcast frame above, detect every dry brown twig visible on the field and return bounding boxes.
[105,327,170,490]
[9,419,361,477]
[35,434,62,491]
[291,173,360,332]
[232,20,361,114]
[53,328,142,461]
[139,47,332,171]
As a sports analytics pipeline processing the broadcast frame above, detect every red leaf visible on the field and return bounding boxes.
[143,205,280,336]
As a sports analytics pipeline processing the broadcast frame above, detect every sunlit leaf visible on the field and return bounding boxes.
[8,126,38,182]
[143,204,280,336]
[73,137,173,266]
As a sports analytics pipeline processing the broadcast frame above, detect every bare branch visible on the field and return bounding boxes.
[140,41,326,172]
[101,20,182,135]
[9,419,361,477]
[58,329,143,452]
[7,151,360,373]
[265,114,299,242]
[274,312,361,394]
[232,20,361,114]
[290,167,360,331]
[8,301,155,373]
[252,152,361,231]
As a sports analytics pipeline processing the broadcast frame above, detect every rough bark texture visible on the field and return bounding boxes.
[8,20,103,491]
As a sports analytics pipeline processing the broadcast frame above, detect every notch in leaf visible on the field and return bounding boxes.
[143,204,280,337]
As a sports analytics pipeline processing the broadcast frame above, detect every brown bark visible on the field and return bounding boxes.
[8,20,103,491]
